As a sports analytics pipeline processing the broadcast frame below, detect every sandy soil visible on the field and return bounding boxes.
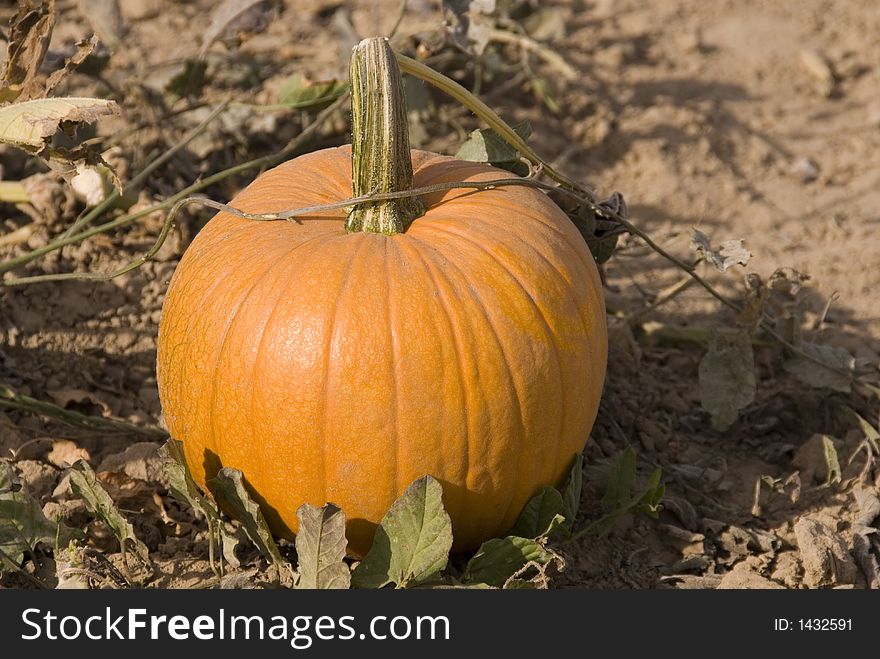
[0,0,878,589]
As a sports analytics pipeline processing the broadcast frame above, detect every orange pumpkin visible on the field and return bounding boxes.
[156,39,607,556]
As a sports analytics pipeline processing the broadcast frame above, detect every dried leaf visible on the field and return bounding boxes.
[821,436,841,486]
[294,503,350,590]
[1,0,57,102]
[0,461,79,570]
[508,487,565,539]
[208,467,283,566]
[463,536,553,587]
[691,229,751,272]
[444,0,497,55]
[199,0,271,58]
[351,476,452,589]
[0,97,119,153]
[68,459,149,564]
[699,328,756,430]
[44,36,99,97]
[76,0,125,51]
[784,343,855,393]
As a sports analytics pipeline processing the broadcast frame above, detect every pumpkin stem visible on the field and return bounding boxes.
[345,37,424,235]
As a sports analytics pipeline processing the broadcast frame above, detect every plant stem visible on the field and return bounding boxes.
[346,37,424,235]
[62,100,231,239]
[0,93,348,278]
[395,52,591,199]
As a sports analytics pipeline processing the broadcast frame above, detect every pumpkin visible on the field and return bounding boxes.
[156,38,607,556]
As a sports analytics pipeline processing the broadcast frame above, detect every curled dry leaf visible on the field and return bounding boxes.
[68,460,150,565]
[691,228,752,272]
[44,36,99,97]
[1,0,57,102]
[0,97,120,153]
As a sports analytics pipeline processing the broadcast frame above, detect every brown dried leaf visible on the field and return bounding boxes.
[691,229,751,272]
[44,36,99,97]
[1,0,57,102]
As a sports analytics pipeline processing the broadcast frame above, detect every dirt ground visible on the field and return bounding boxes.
[1,0,878,589]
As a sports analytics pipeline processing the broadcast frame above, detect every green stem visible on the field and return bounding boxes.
[345,37,423,235]
[395,52,592,200]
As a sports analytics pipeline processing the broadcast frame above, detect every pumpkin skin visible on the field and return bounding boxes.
[156,145,607,556]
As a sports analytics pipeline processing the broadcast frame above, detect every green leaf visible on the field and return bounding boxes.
[351,476,452,589]
[0,462,79,571]
[602,446,637,511]
[509,487,565,539]
[464,536,553,587]
[585,449,665,536]
[208,467,283,565]
[68,460,149,564]
[278,74,348,109]
[699,328,756,430]
[455,121,532,173]
[0,97,119,152]
[639,468,665,516]
[294,503,350,590]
